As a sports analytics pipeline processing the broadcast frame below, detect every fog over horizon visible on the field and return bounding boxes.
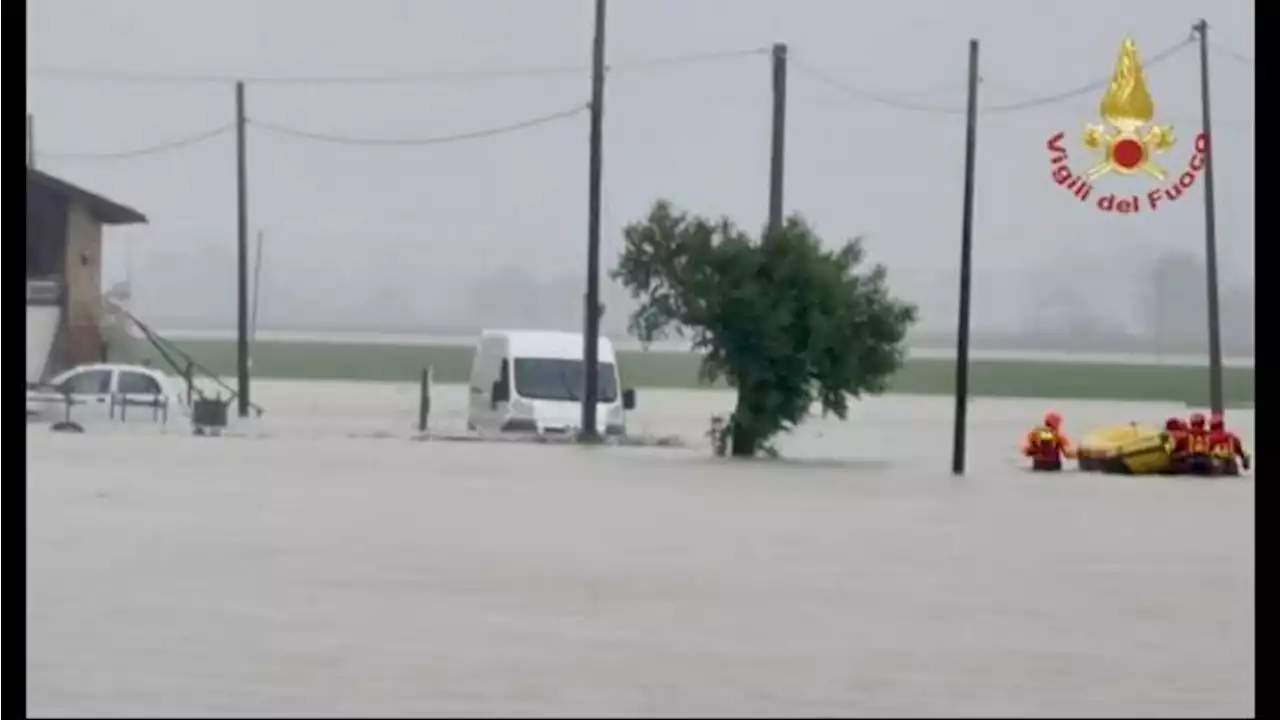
[29,0,1255,352]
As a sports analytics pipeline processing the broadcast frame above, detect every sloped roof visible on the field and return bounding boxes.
[27,168,148,225]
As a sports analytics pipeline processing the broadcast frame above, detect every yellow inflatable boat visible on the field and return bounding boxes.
[1076,423,1173,475]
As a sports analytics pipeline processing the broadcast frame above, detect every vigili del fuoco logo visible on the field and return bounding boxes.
[1046,38,1208,214]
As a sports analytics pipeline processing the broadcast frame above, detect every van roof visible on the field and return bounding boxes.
[481,329,617,362]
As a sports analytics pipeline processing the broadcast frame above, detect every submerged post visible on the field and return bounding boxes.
[418,366,433,433]
[951,39,980,476]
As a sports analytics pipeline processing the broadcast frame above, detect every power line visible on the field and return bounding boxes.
[607,47,769,72]
[790,59,962,114]
[37,123,234,160]
[977,78,1253,128]
[29,64,583,86]
[792,36,1196,116]
[981,37,1194,113]
[27,47,768,86]
[1211,45,1254,66]
[247,103,588,146]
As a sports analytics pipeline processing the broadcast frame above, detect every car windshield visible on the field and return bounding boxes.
[513,358,618,403]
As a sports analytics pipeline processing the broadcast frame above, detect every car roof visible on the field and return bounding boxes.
[61,362,166,374]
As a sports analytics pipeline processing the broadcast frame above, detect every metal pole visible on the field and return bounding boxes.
[951,39,980,476]
[580,0,607,443]
[235,81,251,418]
[27,113,35,168]
[767,43,788,238]
[1193,19,1224,415]
[250,230,265,370]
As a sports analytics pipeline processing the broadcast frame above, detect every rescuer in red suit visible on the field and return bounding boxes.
[1022,411,1075,471]
[1161,417,1190,473]
[1208,413,1250,476]
[1182,412,1215,475]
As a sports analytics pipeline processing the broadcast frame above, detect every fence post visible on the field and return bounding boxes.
[418,366,433,433]
[184,361,195,407]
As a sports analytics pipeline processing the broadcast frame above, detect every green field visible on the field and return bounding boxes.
[128,339,1255,406]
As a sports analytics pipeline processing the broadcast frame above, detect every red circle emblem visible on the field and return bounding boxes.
[1111,137,1145,170]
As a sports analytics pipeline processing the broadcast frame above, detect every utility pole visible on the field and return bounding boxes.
[235,81,251,418]
[1193,19,1224,416]
[579,0,608,443]
[951,39,980,476]
[27,113,35,168]
[767,43,788,237]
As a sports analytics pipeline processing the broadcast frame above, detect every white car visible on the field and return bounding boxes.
[27,362,190,428]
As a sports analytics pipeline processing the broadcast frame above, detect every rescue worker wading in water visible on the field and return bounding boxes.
[1208,413,1251,476]
[1183,412,1215,475]
[1161,417,1190,473]
[1022,412,1075,471]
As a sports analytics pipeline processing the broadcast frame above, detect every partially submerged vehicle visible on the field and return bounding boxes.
[26,299,263,434]
[467,329,637,437]
[26,362,191,431]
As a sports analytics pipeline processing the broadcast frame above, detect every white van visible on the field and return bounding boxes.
[467,330,636,437]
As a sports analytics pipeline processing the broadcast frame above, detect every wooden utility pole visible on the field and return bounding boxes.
[767,43,788,237]
[235,81,251,418]
[580,0,608,442]
[951,39,980,476]
[1193,19,1224,415]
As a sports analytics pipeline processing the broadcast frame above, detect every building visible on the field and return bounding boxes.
[26,168,147,381]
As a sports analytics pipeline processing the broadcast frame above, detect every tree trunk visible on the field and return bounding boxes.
[729,391,758,457]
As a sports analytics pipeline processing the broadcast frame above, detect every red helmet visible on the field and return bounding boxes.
[1209,412,1225,431]
[1189,412,1206,429]
[1044,412,1062,430]
[1165,417,1185,431]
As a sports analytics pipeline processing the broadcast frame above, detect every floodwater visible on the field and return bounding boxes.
[27,384,1255,717]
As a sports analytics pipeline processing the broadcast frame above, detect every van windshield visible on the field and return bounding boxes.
[513,358,618,403]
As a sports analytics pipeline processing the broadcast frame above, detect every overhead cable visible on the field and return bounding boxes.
[789,59,962,114]
[28,47,768,86]
[792,36,1196,116]
[247,103,588,146]
[1211,45,1254,66]
[981,37,1195,113]
[37,123,234,160]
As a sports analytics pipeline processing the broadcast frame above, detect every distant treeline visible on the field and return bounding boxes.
[145,319,1253,357]
[907,330,1254,356]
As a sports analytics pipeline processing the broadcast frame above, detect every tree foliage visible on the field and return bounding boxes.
[612,199,918,457]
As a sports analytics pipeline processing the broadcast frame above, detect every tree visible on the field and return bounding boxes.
[612,200,918,458]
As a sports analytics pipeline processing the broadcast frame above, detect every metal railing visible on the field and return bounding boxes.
[27,391,172,427]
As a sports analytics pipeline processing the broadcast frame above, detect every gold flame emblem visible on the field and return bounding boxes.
[1082,38,1175,181]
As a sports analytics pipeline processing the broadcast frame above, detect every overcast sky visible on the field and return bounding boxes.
[27,0,1255,337]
